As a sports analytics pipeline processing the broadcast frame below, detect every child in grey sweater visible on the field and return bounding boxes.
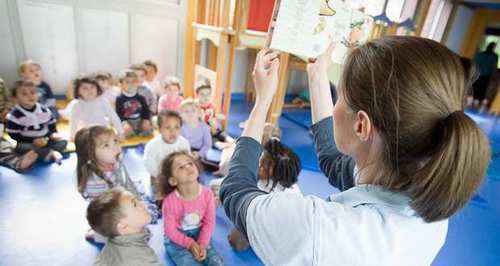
[87,186,163,266]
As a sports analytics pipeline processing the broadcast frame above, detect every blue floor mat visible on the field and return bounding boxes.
[1,100,500,266]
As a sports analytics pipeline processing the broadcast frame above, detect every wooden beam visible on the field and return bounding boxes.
[183,0,197,98]
[222,35,236,129]
[267,53,290,125]
[214,33,229,114]
[414,0,432,36]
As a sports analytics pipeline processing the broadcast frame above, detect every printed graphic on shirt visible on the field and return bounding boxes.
[180,212,201,231]
[122,99,143,120]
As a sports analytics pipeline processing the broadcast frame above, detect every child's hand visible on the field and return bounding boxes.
[189,242,203,261]
[123,122,133,137]
[215,113,226,121]
[192,151,200,160]
[198,244,207,261]
[142,120,152,132]
[252,48,280,103]
[33,137,48,147]
[50,133,61,141]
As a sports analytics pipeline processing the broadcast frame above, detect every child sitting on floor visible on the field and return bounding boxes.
[75,125,159,242]
[195,81,234,149]
[144,60,163,98]
[87,186,163,266]
[6,80,66,163]
[69,76,123,140]
[144,110,191,206]
[116,70,153,137]
[158,76,184,112]
[0,78,38,171]
[18,60,59,119]
[130,63,157,115]
[160,151,223,266]
[95,71,121,108]
[179,99,214,166]
[226,138,302,251]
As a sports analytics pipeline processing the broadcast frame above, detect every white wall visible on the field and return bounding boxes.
[445,4,474,54]
[0,0,186,94]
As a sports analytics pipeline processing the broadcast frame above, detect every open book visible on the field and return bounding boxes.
[268,0,373,64]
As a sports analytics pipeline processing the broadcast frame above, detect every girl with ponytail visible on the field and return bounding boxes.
[220,37,491,266]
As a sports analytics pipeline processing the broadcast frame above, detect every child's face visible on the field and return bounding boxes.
[181,104,200,124]
[145,66,157,81]
[118,191,151,231]
[22,64,42,85]
[78,82,98,101]
[97,79,111,90]
[134,70,146,84]
[120,77,138,94]
[165,85,180,98]
[197,88,211,106]
[95,133,122,166]
[159,117,181,144]
[168,155,199,187]
[15,85,38,109]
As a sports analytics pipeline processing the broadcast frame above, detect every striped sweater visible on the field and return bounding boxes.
[6,103,56,143]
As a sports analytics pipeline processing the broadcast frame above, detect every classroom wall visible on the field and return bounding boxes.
[445,4,474,54]
[0,0,186,94]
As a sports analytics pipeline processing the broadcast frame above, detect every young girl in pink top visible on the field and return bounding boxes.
[158,76,184,112]
[160,151,223,266]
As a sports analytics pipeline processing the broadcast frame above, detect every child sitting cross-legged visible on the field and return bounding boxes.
[87,186,163,266]
[6,80,67,163]
[116,70,153,138]
[69,76,124,140]
[160,151,224,266]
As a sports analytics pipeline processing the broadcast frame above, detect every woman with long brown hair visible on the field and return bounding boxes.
[220,36,491,265]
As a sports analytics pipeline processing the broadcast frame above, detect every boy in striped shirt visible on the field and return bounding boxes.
[6,80,66,163]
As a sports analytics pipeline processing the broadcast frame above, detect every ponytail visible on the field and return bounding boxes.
[409,111,490,222]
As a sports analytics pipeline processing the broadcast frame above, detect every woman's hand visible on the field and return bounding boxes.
[306,42,336,123]
[306,42,335,85]
[252,48,280,104]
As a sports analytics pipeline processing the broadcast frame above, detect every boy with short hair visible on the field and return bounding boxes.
[6,80,66,163]
[87,186,163,266]
[130,63,157,115]
[116,70,153,137]
[18,60,59,119]
[143,60,162,98]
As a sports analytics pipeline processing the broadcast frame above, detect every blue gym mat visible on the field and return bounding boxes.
[1,100,500,266]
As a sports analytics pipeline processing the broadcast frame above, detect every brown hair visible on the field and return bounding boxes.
[157,109,183,128]
[118,69,137,83]
[164,76,181,90]
[94,71,112,81]
[143,60,158,73]
[261,138,301,191]
[195,79,212,94]
[130,63,147,73]
[11,80,35,97]
[86,186,125,237]
[159,151,202,196]
[75,126,117,195]
[73,76,103,99]
[340,36,491,222]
